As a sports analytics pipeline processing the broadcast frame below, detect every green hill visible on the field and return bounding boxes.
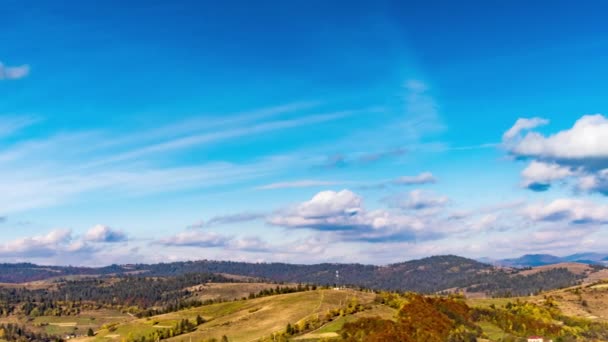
[87,289,381,342]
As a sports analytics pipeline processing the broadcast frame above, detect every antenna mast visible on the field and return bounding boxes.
[336,270,340,289]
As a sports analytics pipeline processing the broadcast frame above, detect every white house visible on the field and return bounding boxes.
[527,337,546,342]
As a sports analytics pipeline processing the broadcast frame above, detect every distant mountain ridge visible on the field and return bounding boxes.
[489,253,608,267]
[0,254,600,296]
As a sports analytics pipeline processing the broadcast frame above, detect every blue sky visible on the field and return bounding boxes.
[2,0,608,265]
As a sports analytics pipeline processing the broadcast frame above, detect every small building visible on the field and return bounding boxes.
[527,337,545,342]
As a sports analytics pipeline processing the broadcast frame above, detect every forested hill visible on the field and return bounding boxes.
[0,255,596,295]
[0,255,484,287]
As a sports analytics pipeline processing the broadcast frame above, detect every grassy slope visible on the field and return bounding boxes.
[294,304,396,341]
[86,289,375,342]
[468,281,608,323]
[545,282,608,321]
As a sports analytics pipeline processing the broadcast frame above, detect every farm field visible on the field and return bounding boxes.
[0,309,132,338]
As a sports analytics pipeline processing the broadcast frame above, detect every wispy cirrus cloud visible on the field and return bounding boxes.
[0,115,40,138]
[256,180,341,190]
[357,172,437,190]
[0,100,359,215]
[158,230,232,248]
[187,212,265,229]
[393,172,437,185]
[87,109,360,168]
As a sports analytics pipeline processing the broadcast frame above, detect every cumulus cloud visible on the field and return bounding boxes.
[507,114,608,164]
[0,229,98,260]
[524,198,608,224]
[267,189,440,242]
[267,190,363,230]
[84,224,127,243]
[0,62,30,80]
[504,114,608,195]
[520,161,575,191]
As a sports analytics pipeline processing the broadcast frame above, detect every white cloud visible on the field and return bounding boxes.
[524,198,608,224]
[520,161,575,191]
[503,117,549,140]
[267,189,439,242]
[393,172,437,185]
[504,114,608,195]
[0,62,30,80]
[89,110,358,167]
[158,231,232,247]
[576,169,608,195]
[227,236,272,253]
[509,114,608,163]
[469,214,498,232]
[386,189,449,210]
[489,227,601,256]
[268,190,363,230]
[0,229,75,258]
[401,80,445,140]
[84,224,127,243]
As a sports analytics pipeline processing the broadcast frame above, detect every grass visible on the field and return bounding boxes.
[296,300,397,341]
[88,289,375,342]
[478,321,507,341]
[466,297,524,309]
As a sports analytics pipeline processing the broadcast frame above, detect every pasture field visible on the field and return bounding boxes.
[0,309,132,338]
[85,289,375,342]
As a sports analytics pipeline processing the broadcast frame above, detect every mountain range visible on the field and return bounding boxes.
[485,253,608,267]
[1,254,604,296]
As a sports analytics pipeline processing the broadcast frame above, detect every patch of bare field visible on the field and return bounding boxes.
[186,282,297,302]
